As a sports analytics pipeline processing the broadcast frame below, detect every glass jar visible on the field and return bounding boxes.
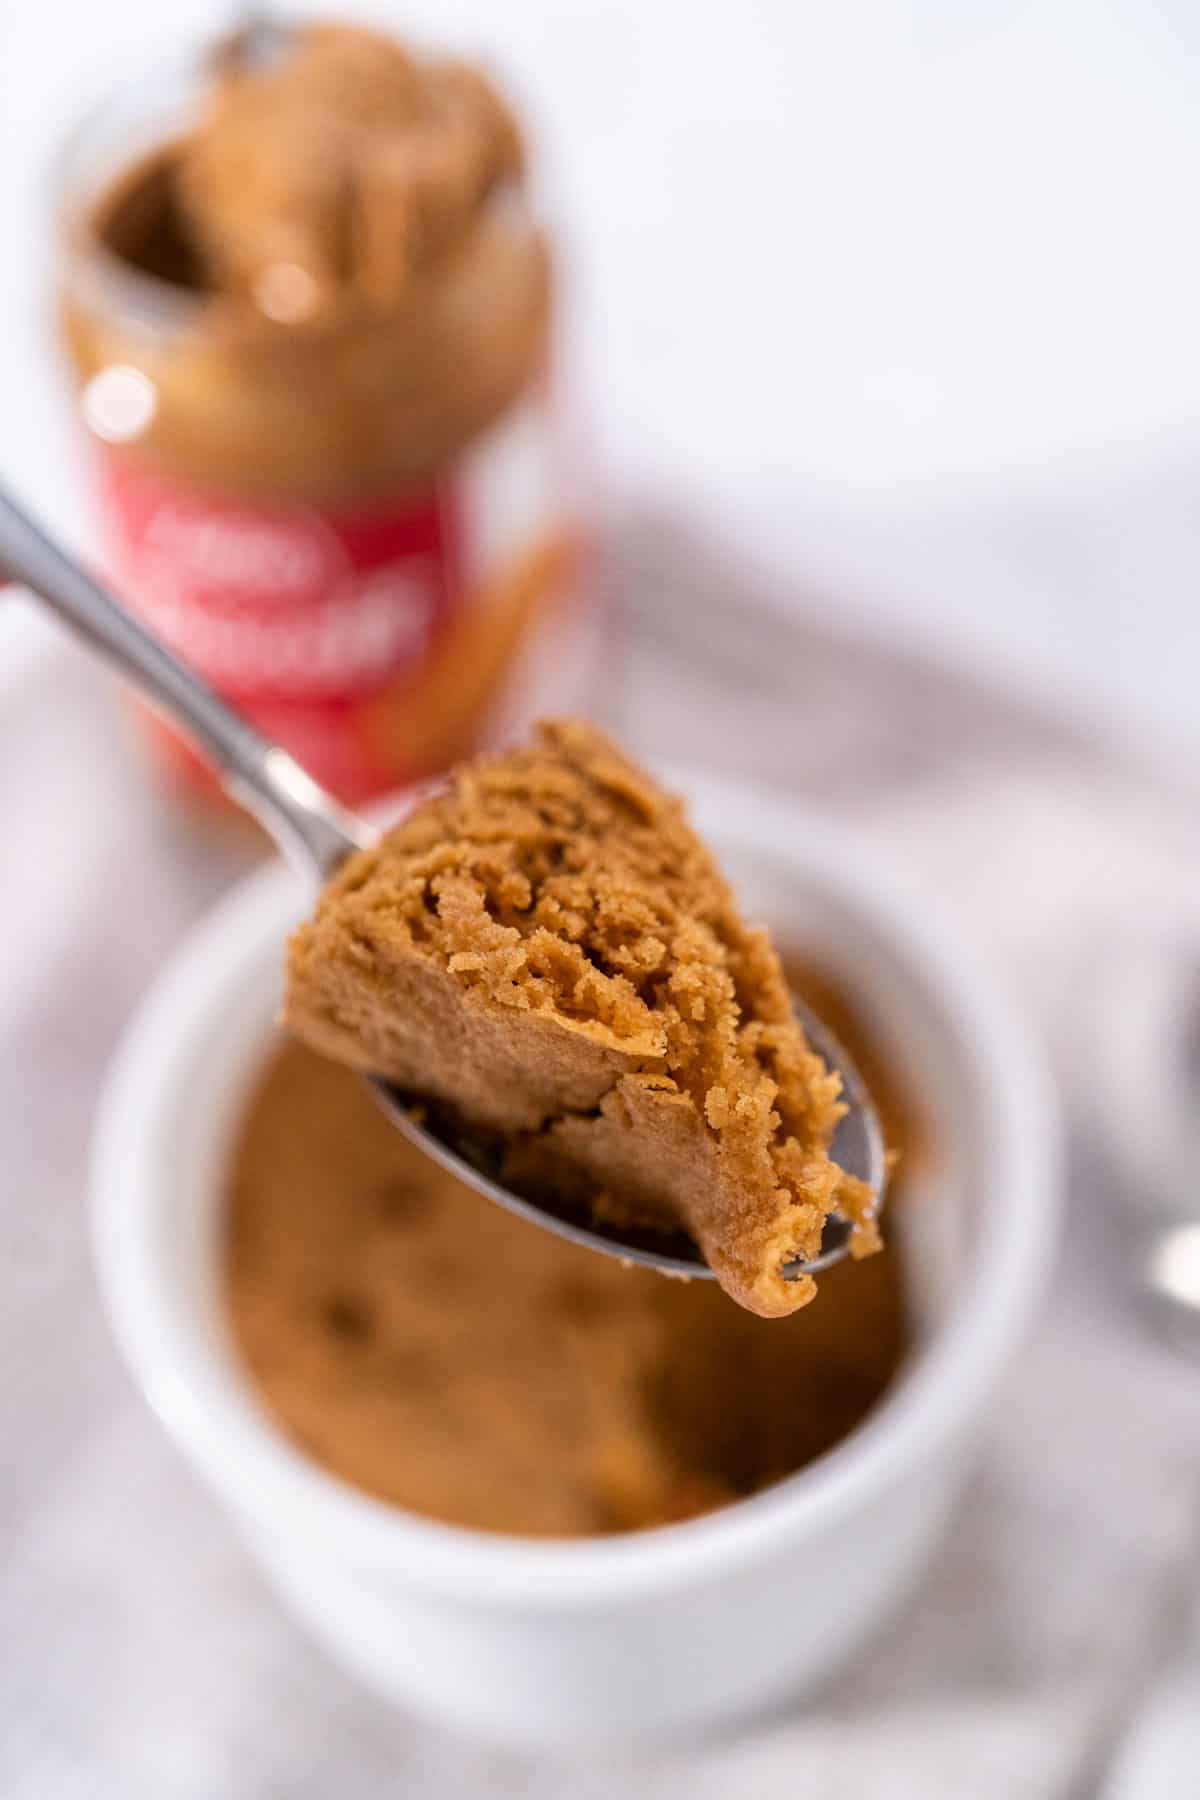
[54,41,602,806]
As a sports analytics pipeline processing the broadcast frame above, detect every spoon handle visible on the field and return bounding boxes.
[0,486,370,879]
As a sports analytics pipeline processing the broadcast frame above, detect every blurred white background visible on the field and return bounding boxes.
[4,0,1200,742]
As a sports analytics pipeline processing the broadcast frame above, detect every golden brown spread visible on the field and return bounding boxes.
[178,25,524,319]
[224,1040,909,1536]
[61,23,549,497]
[286,721,881,1318]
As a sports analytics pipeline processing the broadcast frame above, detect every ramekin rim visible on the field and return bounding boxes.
[90,772,1060,1607]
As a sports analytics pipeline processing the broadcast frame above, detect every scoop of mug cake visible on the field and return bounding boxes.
[286,719,879,1316]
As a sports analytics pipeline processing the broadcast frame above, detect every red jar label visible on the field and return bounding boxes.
[95,452,521,804]
[96,461,460,701]
[91,394,595,805]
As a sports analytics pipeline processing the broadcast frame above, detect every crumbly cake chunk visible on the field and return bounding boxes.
[286,720,877,1316]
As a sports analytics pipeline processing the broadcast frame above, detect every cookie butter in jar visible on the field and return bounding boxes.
[56,23,598,804]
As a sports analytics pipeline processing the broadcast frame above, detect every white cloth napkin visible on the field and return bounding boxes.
[4,509,1200,1799]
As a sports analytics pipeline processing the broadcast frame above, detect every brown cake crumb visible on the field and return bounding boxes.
[286,720,878,1317]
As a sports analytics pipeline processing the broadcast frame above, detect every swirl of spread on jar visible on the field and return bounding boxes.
[178,23,526,322]
[63,22,551,497]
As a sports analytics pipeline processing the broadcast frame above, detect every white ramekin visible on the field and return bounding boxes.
[91,772,1059,1749]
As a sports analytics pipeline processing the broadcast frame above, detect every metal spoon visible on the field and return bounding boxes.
[0,486,886,1279]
